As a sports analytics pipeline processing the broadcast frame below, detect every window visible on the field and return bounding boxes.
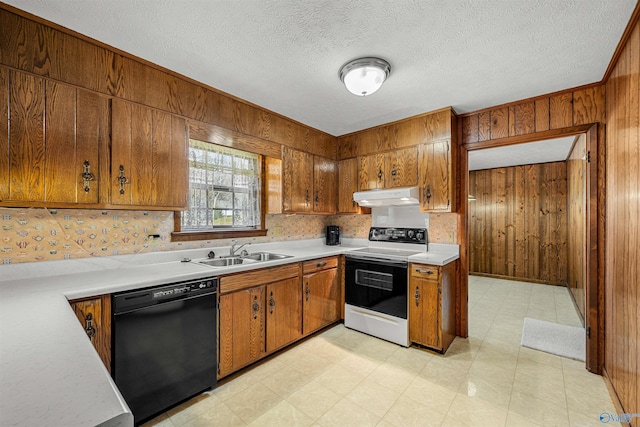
[181,140,261,231]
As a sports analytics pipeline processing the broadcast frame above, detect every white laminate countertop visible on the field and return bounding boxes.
[0,238,458,427]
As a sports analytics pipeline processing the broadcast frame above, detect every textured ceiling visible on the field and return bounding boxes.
[468,136,576,171]
[5,0,635,136]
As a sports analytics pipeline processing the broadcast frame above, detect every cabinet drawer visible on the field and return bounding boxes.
[302,257,338,274]
[220,263,299,294]
[410,264,439,281]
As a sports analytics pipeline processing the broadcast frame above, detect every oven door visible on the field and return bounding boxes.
[345,255,408,319]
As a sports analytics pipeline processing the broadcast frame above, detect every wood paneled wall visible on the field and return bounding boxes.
[566,134,587,321]
[0,6,335,159]
[336,108,455,159]
[461,85,605,146]
[468,162,567,285]
[604,14,640,425]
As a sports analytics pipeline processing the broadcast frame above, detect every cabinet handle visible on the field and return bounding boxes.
[117,165,129,195]
[414,286,420,307]
[252,295,260,319]
[416,269,434,275]
[315,190,319,205]
[425,185,432,202]
[269,292,275,314]
[316,261,327,268]
[305,189,310,206]
[84,313,96,339]
[305,282,310,301]
[81,160,95,192]
[377,168,383,181]
[391,165,397,178]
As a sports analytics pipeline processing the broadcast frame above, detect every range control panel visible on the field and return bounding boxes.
[368,227,427,244]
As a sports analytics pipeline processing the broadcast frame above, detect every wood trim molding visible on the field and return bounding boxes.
[171,228,268,242]
[463,124,594,150]
[602,1,640,82]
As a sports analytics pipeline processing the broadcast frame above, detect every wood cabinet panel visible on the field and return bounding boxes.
[302,256,339,274]
[573,86,605,125]
[514,102,535,136]
[535,98,550,132]
[220,263,299,294]
[337,158,358,213]
[313,156,337,213]
[358,153,386,190]
[419,140,452,212]
[131,104,154,205]
[303,266,339,335]
[282,147,313,213]
[169,115,188,208]
[266,277,302,352]
[76,89,108,204]
[490,107,509,139]
[386,146,418,188]
[0,67,7,200]
[218,286,265,377]
[110,99,132,205]
[70,295,111,373]
[8,70,45,201]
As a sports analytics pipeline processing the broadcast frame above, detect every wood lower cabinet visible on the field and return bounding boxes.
[302,257,340,335]
[418,140,455,212]
[218,263,300,378]
[266,277,302,352]
[409,261,457,353]
[218,286,266,377]
[69,295,111,372]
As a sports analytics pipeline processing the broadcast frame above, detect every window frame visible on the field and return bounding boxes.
[171,140,268,242]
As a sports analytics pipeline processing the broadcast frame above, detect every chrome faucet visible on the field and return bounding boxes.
[230,239,250,257]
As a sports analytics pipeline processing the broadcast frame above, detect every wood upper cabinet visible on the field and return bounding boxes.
[358,153,386,190]
[1,69,108,206]
[69,295,111,373]
[302,257,340,335]
[385,146,418,188]
[313,156,337,214]
[337,158,361,213]
[110,99,188,209]
[218,286,265,378]
[419,140,455,212]
[266,277,302,353]
[282,146,313,213]
[408,262,456,353]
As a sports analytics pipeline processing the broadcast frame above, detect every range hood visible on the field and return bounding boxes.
[353,187,420,207]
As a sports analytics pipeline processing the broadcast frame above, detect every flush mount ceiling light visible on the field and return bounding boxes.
[339,57,391,97]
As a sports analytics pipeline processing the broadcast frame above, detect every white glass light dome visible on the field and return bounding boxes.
[339,57,391,97]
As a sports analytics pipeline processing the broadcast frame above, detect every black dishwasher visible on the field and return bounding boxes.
[112,277,217,425]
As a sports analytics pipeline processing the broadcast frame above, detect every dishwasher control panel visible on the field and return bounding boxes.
[152,280,216,300]
[113,277,218,313]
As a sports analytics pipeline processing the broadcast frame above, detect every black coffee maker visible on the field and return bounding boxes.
[326,225,340,246]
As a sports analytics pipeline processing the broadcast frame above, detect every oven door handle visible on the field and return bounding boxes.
[345,254,408,268]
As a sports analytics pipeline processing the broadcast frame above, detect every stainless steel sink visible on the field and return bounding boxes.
[242,252,293,261]
[198,252,292,267]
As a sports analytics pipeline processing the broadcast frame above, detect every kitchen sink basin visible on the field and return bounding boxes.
[198,252,291,267]
[242,252,293,261]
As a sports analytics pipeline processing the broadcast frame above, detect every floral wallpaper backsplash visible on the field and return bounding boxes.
[0,208,456,264]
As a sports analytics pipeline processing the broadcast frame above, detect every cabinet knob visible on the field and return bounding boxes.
[305,282,310,301]
[81,160,95,192]
[315,190,319,205]
[84,313,96,339]
[425,185,432,201]
[377,169,383,181]
[252,295,260,319]
[414,286,420,307]
[269,292,275,314]
[391,165,397,178]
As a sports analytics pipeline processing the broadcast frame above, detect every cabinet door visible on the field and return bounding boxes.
[303,267,339,335]
[358,153,386,190]
[419,140,451,212]
[337,158,359,213]
[70,295,111,373]
[111,99,188,209]
[313,156,336,213]
[266,277,302,352]
[218,287,265,377]
[282,147,313,212]
[409,278,440,349]
[386,146,418,188]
